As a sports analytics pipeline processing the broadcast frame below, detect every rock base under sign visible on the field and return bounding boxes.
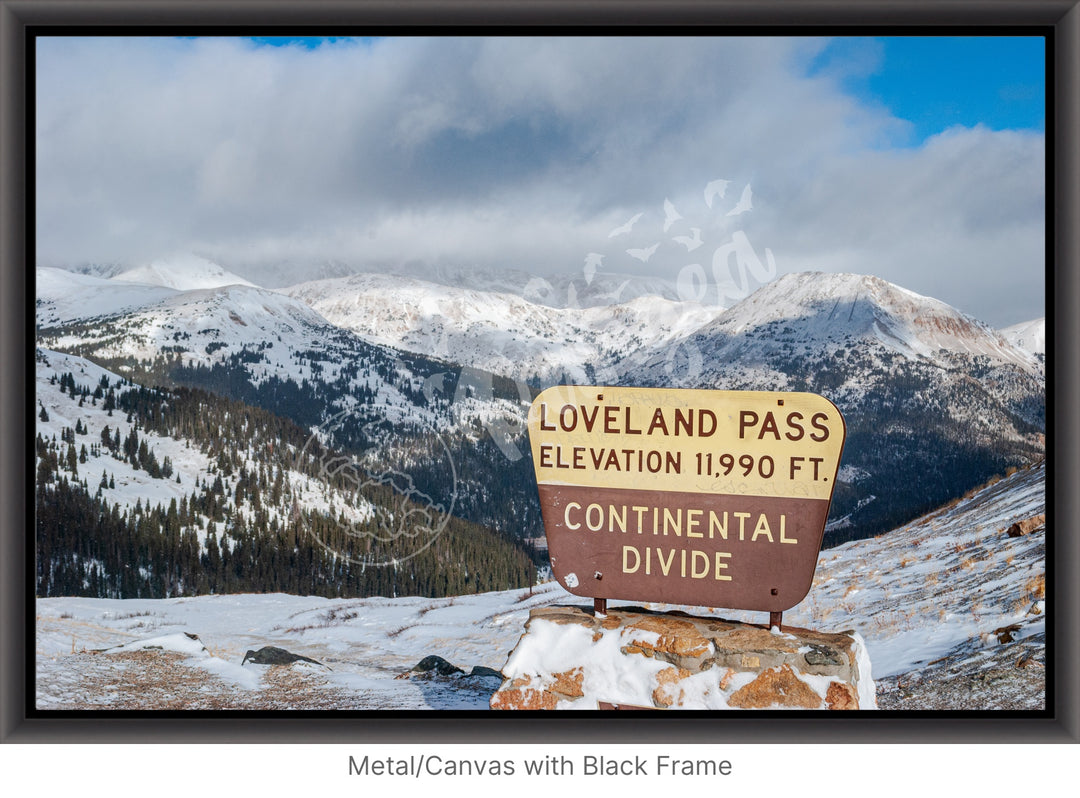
[489,605,876,710]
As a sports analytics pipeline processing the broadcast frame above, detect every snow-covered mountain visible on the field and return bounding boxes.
[1000,317,1046,356]
[35,269,543,540]
[282,270,1040,389]
[37,255,260,329]
[36,265,1044,546]
[650,271,1040,378]
[41,278,328,370]
[282,272,724,383]
[112,254,257,291]
[38,267,457,424]
[633,271,1043,446]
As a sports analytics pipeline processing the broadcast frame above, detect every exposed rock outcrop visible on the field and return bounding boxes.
[406,654,464,677]
[1005,513,1044,537]
[241,646,327,668]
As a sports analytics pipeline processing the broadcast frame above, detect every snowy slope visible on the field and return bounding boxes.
[35,348,213,519]
[36,267,180,327]
[34,348,375,548]
[1000,317,1046,356]
[35,459,1045,710]
[763,460,1045,682]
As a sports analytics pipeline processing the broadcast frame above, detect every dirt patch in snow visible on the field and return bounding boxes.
[37,649,360,710]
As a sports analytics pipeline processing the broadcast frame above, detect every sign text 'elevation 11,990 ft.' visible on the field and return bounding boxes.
[528,386,846,612]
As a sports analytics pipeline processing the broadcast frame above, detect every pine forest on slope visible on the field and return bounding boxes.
[35,348,536,600]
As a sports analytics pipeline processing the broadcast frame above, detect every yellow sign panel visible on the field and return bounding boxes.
[528,386,845,500]
[528,386,847,611]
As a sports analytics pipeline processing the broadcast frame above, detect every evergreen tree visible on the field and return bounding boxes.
[65,443,78,477]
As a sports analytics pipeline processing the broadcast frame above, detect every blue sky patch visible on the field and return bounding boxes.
[811,35,1045,145]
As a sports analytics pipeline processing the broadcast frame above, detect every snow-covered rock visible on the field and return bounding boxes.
[490,605,876,710]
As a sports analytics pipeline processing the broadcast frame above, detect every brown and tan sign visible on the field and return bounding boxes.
[528,386,846,612]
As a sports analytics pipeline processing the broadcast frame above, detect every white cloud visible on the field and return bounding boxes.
[34,35,1044,326]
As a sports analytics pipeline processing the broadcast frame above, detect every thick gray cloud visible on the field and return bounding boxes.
[35,36,1044,326]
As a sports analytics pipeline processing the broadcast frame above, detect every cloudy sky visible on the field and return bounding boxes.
[35,35,1045,326]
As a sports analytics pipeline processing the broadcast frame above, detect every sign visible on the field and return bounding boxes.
[528,386,846,612]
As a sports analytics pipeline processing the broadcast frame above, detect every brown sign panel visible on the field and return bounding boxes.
[528,386,846,612]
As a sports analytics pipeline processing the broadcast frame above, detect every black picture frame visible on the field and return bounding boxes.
[2,0,1076,743]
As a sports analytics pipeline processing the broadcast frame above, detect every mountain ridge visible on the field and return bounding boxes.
[36,265,1045,546]
[675,271,1037,373]
[282,271,725,384]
